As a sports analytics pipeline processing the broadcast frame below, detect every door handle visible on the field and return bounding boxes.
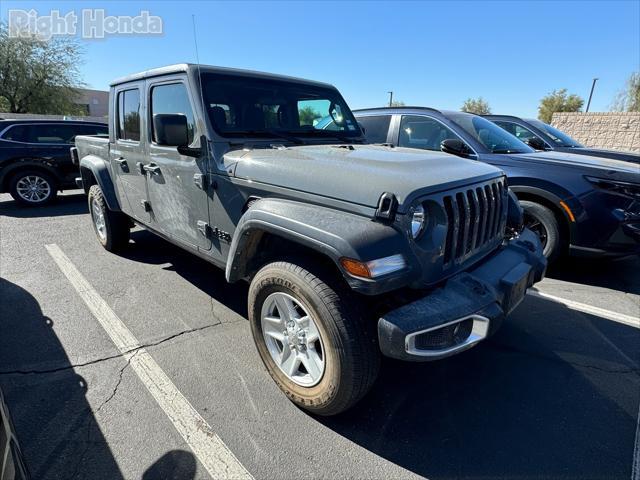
[114,157,129,172]
[142,163,161,175]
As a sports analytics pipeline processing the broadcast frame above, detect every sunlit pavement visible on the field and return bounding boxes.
[1,190,638,480]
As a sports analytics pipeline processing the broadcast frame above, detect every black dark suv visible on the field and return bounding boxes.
[0,120,107,205]
[484,115,639,164]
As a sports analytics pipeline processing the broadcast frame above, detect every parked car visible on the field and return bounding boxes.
[0,120,108,206]
[75,64,546,415]
[484,115,640,164]
[354,108,640,261]
[1,388,29,480]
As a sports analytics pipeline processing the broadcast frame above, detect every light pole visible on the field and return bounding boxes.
[585,78,598,112]
[388,91,393,107]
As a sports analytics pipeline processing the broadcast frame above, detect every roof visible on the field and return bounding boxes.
[110,63,335,89]
[353,106,475,118]
[0,119,106,125]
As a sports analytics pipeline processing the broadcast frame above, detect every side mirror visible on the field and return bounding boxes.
[525,137,547,150]
[441,138,471,156]
[153,113,189,146]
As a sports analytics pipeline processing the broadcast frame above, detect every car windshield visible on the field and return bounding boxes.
[446,113,534,154]
[200,72,361,140]
[528,119,583,147]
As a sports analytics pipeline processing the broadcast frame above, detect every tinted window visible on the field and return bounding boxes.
[29,124,80,143]
[357,115,391,143]
[201,73,361,139]
[74,124,108,136]
[1,125,29,142]
[399,115,459,151]
[494,121,539,143]
[528,119,583,147]
[446,113,533,154]
[150,83,195,144]
[117,89,141,141]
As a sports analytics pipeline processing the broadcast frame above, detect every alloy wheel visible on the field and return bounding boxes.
[15,175,51,203]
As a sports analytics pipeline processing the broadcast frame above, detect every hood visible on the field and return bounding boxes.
[226,144,502,210]
[569,147,640,164]
[511,150,640,175]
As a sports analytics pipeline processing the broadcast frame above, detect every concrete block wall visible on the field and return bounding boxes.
[551,112,639,152]
[0,112,106,123]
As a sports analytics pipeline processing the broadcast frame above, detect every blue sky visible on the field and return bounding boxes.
[2,0,639,117]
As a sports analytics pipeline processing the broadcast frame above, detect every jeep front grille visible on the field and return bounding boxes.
[442,178,507,266]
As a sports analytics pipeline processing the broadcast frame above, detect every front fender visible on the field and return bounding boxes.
[226,198,415,293]
[79,155,121,211]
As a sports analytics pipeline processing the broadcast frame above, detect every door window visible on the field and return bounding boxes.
[1,125,29,142]
[356,115,392,143]
[494,121,538,143]
[117,89,141,142]
[399,115,459,151]
[150,83,195,144]
[28,124,80,143]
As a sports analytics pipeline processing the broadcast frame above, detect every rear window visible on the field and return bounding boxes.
[357,115,392,143]
[1,125,29,142]
[0,123,104,144]
[117,89,141,141]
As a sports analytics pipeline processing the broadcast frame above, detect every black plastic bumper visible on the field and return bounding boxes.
[378,228,546,361]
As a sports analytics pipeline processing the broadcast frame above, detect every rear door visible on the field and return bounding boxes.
[110,84,150,222]
[145,77,211,250]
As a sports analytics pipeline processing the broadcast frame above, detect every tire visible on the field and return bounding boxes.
[9,170,57,206]
[248,261,380,416]
[520,200,561,261]
[87,184,130,252]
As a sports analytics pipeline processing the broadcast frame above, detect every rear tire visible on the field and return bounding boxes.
[88,184,130,252]
[248,260,379,416]
[521,200,561,261]
[9,170,57,206]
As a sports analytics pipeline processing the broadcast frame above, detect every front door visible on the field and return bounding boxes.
[145,78,211,250]
[110,84,150,222]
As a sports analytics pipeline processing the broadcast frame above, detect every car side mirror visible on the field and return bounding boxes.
[525,137,547,150]
[441,138,471,157]
[153,114,201,157]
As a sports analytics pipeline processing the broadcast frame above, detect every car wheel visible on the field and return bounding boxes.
[88,184,130,252]
[248,260,379,416]
[9,170,57,206]
[520,200,561,261]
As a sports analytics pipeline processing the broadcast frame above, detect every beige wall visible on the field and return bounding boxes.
[551,112,639,153]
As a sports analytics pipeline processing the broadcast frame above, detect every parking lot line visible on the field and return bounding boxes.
[527,289,639,329]
[45,244,253,480]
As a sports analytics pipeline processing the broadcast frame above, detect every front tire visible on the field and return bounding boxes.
[248,261,379,416]
[88,184,130,252]
[521,200,561,261]
[9,170,57,206]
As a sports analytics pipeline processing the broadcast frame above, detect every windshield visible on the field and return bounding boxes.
[528,119,583,147]
[446,113,534,154]
[200,73,361,140]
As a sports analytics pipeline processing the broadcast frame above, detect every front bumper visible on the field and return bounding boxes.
[378,228,546,361]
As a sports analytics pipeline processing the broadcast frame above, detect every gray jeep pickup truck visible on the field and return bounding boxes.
[74,64,546,415]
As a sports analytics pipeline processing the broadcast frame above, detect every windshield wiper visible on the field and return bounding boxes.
[236,130,304,144]
[292,130,359,143]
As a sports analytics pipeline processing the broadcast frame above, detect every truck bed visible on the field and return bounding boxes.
[75,135,110,164]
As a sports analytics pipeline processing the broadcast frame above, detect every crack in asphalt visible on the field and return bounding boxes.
[0,322,219,376]
[96,350,139,413]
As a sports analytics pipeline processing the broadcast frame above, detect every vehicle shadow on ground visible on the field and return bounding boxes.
[547,255,640,295]
[124,229,249,318]
[143,449,197,479]
[0,278,123,480]
[320,295,640,480]
[0,192,87,218]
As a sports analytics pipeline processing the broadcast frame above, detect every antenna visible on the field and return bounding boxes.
[191,14,208,147]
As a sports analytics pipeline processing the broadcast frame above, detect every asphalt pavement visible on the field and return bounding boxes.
[1,190,639,480]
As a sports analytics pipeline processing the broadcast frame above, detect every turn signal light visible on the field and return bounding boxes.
[340,258,371,278]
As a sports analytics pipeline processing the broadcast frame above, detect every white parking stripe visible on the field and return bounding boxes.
[527,290,639,329]
[45,244,253,480]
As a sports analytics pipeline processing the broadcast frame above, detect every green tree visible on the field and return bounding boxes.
[610,72,640,112]
[299,106,322,125]
[0,23,85,114]
[461,97,491,115]
[537,89,584,123]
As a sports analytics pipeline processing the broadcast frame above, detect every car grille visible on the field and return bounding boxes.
[442,178,507,266]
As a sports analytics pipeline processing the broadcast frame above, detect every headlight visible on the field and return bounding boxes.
[410,204,426,239]
[585,176,640,200]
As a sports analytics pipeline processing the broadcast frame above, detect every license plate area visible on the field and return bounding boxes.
[500,263,531,314]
